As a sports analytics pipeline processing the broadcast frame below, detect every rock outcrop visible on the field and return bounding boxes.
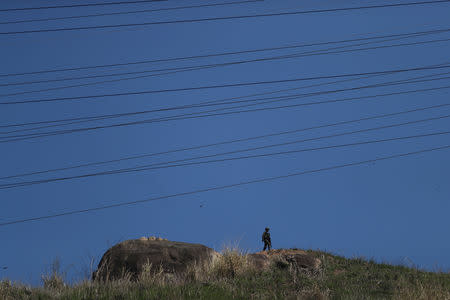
[92,239,219,281]
[248,249,321,272]
[92,239,321,281]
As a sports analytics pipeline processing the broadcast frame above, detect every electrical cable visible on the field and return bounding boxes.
[0,72,393,130]
[2,69,448,136]
[2,34,449,99]
[2,29,447,88]
[3,81,450,144]
[6,36,450,99]
[5,35,449,98]
[2,27,449,78]
[1,100,448,181]
[1,75,449,143]
[0,0,167,12]
[4,61,448,132]
[0,1,261,23]
[1,143,449,227]
[2,114,449,189]
[2,64,449,105]
[0,1,263,25]
[1,1,450,35]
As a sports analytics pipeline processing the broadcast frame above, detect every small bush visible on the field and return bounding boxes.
[210,246,252,279]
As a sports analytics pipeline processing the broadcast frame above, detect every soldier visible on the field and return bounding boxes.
[262,227,271,252]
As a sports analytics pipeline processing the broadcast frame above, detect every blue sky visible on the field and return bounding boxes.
[0,0,449,284]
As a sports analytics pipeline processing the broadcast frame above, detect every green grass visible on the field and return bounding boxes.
[1,249,449,299]
[309,250,449,299]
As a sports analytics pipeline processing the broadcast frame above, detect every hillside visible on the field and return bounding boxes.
[1,248,449,299]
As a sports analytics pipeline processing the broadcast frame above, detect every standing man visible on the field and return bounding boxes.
[262,227,271,252]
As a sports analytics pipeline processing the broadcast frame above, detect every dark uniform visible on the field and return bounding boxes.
[262,227,271,251]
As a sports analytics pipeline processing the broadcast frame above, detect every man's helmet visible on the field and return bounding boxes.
[265,227,269,231]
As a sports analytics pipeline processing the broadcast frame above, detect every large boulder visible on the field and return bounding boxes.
[92,238,219,281]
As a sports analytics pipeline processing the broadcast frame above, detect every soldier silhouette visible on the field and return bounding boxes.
[262,227,271,252]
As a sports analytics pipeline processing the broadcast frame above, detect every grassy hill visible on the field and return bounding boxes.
[1,249,449,299]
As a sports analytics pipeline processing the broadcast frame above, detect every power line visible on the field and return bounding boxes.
[7,38,450,99]
[2,69,448,137]
[0,73,391,130]
[1,143,449,227]
[2,63,447,132]
[2,34,449,97]
[1,75,371,130]
[2,115,449,189]
[3,83,450,144]
[2,29,448,87]
[2,77,450,143]
[2,64,449,105]
[126,125,450,173]
[0,1,263,25]
[3,71,450,136]
[4,29,450,86]
[6,37,450,99]
[0,0,166,12]
[2,27,449,78]
[0,35,414,96]
[2,101,448,181]
[1,1,449,35]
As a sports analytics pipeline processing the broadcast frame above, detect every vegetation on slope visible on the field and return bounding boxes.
[1,248,449,299]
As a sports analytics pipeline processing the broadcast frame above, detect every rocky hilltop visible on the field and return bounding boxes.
[93,238,320,281]
[2,239,448,299]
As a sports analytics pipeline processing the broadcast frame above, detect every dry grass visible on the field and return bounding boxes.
[393,274,450,300]
[41,259,66,291]
[209,245,253,279]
